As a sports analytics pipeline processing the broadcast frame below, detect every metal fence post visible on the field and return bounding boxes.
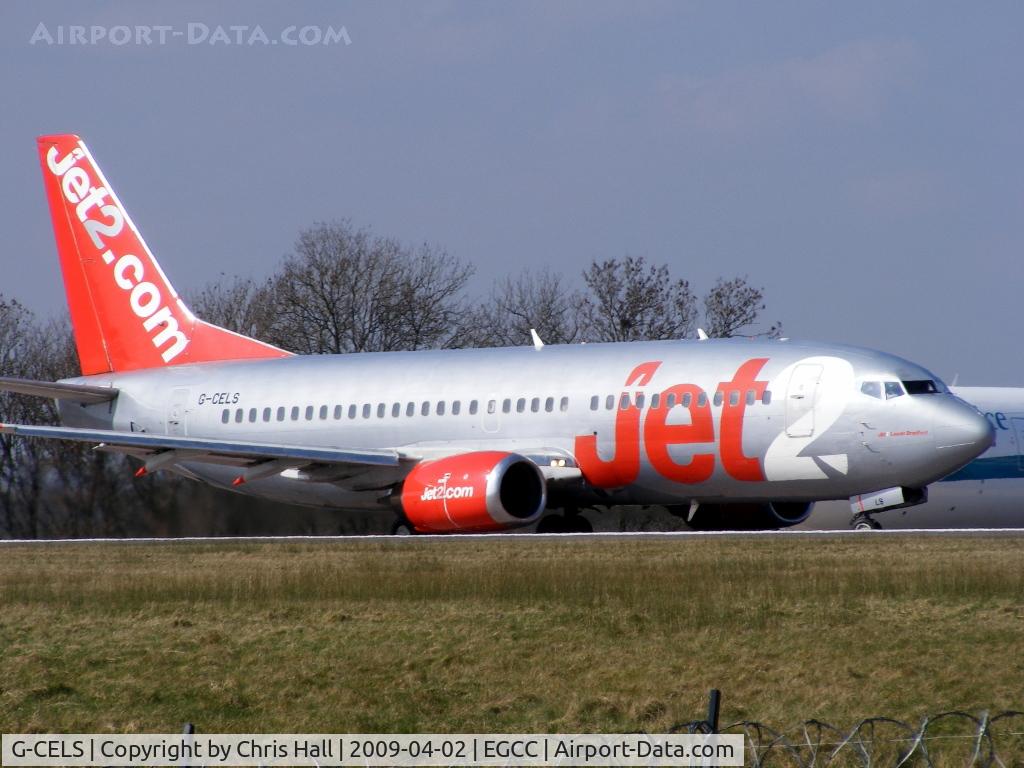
[706,689,721,733]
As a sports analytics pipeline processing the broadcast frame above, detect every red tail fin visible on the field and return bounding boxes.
[37,134,290,374]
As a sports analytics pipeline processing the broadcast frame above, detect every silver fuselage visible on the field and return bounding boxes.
[58,338,993,516]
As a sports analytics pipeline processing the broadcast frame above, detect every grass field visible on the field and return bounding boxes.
[0,534,1022,739]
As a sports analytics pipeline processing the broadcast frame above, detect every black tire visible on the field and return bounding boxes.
[390,518,416,536]
[536,515,566,534]
[566,515,593,534]
[852,516,882,531]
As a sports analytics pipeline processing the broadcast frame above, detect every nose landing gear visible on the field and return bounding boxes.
[850,513,883,531]
[848,486,927,530]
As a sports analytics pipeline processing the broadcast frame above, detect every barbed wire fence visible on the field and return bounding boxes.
[670,691,1024,766]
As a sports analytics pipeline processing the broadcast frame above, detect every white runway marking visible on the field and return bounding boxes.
[2,528,1024,544]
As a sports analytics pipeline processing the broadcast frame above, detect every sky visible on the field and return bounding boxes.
[1,1,1021,384]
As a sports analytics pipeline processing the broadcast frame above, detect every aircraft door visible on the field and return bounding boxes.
[481,393,500,433]
[785,364,822,438]
[168,388,190,436]
[1013,417,1024,471]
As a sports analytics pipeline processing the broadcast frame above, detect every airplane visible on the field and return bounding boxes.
[0,134,995,535]
[803,387,1024,530]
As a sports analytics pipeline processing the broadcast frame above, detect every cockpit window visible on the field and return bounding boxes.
[903,379,939,395]
[884,381,905,399]
[860,381,882,399]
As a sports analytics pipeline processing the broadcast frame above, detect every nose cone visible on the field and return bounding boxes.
[934,400,995,469]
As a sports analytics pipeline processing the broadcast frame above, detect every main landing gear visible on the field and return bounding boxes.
[536,508,593,534]
[390,517,416,536]
[850,513,883,531]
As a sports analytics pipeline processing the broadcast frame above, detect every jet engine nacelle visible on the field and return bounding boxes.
[398,451,546,533]
[674,501,814,531]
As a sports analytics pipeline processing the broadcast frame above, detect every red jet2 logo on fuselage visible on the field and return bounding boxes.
[574,359,770,488]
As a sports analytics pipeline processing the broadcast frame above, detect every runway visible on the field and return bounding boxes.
[3,527,1024,544]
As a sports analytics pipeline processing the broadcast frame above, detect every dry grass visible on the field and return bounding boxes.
[0,534,1022,740]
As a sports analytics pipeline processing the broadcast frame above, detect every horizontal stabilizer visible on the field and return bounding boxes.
[0,377,118,404]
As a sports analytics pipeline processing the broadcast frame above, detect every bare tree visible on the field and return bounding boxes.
[265,221,472,354]
[0,296,38,536]
[465,268,584,347]
[702,276,782,338]
[188,275,277,342]
[579,256,698,342]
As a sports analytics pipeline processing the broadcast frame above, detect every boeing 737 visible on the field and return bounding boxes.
[0,135,995,534]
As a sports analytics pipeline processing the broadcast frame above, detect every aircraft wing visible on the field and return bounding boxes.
[0,422,582,491]
[0,423,406,488]
[0,377,118,404]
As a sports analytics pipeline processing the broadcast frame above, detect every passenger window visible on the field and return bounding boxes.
[651,393,661,410]
[305,405,314,420]
[635,393,645,409]
[698,393,708,407]
[667,393,677,408]
[452,400,461,415]
[437,401,446,416]
[605,395,615,410]
[291,406,300,421]
[729,391,739,407]
[319,405,328,420]
[861,381,882,399]
[590,395,599,411]
[277,406,286,421]
[362,403,371,418]
[531,397,540,413]
[502,399,511,414]
[746,390,755,406]
[421,401,430,416]
[377,403,386,418]
[348,404,357,419]
[546,397,554,412]
[682,392,692,408]
[620,394,630,410]
[248,408,257,423]
[560,396,569,412]
[221,409,230,424]
[762,390,772,405]
[334,405,342,420]
[392,403,401,417]
[885,381,904,400]
[235,408,244,423]
[487,400,496,414]
[263,407,271,422]
[469,400,478,415]
[713,391,724,407]
[516,398,526,413]
[406,402,415,417]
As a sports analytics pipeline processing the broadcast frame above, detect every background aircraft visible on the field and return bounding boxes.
[0,135,994,534]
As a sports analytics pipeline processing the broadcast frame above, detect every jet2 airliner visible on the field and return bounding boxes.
[0,135,994,534]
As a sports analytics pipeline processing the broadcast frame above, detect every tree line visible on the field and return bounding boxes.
[0,220,779,538]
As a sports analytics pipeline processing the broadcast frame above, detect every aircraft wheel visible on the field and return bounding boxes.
[390,518,416,536]
[851,515,882,531]
[566,515,593,534]
[536,515,567,534]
